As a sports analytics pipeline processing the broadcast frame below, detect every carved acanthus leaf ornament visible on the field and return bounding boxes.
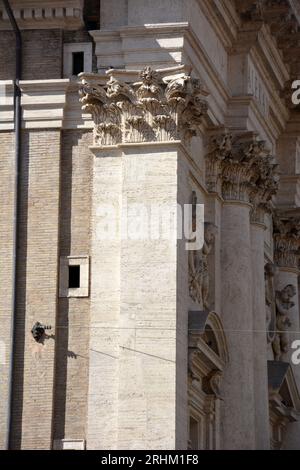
[205,131,279,207]
[274,215,300,269]
[79,66,209,146]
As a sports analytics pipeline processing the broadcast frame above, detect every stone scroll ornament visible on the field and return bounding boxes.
[79,66,209,146]
[272,284,296,361]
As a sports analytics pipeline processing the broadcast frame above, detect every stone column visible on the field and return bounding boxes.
[250,217,270,449]
[206,132,278,449]
[274,215,300,449]
[221,201,255,449]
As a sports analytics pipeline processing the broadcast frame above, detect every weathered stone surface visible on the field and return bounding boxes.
[1,0,300,452]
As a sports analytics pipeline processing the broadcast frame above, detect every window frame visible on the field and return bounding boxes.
[63,42,93,78]
[59,255,90,298]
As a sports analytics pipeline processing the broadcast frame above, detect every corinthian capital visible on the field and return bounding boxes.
[274,215,300,270]
[205,131,279,205]
[79,66,209,147]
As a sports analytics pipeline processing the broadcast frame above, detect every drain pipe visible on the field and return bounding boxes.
[3,0,22,450]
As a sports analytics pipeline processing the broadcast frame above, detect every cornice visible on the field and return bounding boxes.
[0,0,84,30]
[0,80,14,130]
[20,79,70,128]
[90,22,231,117]
[235,0,300,112]
[0,78,94,130]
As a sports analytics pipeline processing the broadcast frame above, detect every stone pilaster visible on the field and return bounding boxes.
[250,144,278,450]
[80,66,209,449]
[251,219,271,449]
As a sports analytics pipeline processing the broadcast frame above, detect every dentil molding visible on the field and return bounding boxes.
[0,0,84,30]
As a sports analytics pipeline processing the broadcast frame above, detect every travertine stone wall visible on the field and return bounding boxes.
[87,147,121,450]
[118,144,178,450]
[251,222,270,449]
[220,203,255,450]
[87,143,190,449]
[2,0,300,451]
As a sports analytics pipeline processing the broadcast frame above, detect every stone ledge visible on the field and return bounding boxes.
[0,78,93,130]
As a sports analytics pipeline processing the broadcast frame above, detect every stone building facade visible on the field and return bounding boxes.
[1,0,300,450]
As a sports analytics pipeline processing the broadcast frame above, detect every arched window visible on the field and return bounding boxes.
[188,311,229,450]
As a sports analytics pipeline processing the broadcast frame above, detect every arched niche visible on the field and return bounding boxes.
[188,310,229,450]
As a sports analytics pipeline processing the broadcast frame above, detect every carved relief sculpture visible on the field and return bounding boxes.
[272,285,296,361]
[207,370,223,400]
[189,220,217,310]
[79,66,209,147]
[265,263,277,344]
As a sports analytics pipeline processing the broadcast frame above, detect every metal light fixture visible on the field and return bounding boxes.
[31,322,52,342]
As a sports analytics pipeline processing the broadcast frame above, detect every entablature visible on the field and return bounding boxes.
[0,0,84,30]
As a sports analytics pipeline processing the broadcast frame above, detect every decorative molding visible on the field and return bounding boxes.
[20,79,70,129]
[188,310,229,367]
[0,80,14,130]
[0,0,84,30]
[205,130,279,205]
[79,65,210,147]
[235,0,300,112]
[0,78,93,130]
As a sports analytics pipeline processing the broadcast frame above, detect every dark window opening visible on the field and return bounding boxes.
[72,52,84,75]
[69,265,80,288]
[84,0,100,30]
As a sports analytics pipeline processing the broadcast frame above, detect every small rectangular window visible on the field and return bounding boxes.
[59,255,89,298]
[68,265,80,288]
[72,51,84,75]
